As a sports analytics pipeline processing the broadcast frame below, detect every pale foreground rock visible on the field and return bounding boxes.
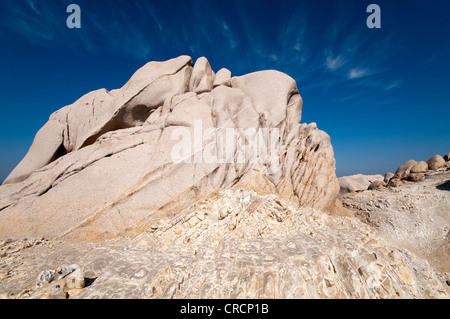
[36,269,57,287]
[65,266,85,290]
[0,56,339,241]
[342,169,450,275]
[0,189,448,299]
[49,285,67,299]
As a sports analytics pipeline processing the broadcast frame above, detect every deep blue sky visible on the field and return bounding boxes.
[0,0,449,181]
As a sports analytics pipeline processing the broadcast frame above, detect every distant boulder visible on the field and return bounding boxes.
[427,155,445,170]
[406,161,427,182]
[338,174,384,196]
[388,178,405,187]
[394,160,417,180]
[410,161,428,173]
[384,172,394,184]
[368,180,386,190]
[406,172,425,182]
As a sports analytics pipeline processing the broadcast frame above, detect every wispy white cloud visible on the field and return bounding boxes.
[26,0,39,14]
[277,5,310,68]
[0,0,407,94]
[0,0,153,60]
[325,55,346,71]
[348,68,369,79]
[0,0,62,46]
[135,0,163,32]
[269,4,402,92]
[383,80,403,91]
[221,21,237,49]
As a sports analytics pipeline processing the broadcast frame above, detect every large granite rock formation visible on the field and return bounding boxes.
[0,56,339,241]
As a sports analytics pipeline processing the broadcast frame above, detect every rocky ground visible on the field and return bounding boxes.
[1,56,447,299]
[1,175,449,299]
[341,163,450,275]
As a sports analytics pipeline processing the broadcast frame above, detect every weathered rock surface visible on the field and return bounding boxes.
[388,178,406,187]
[411,161,428,174]
[383,156,449,188]
[1,55,447,299]
[342,168,450,276]
[384,172,394,184]
[0,189,448,299]
[5,55,193,185]
[0,56,339,241]
[405,161,428,182]
[395,160,418,180]
[338,174,384,196]
[2,121,66,185]
[49,285,67,299]
[189,57,215,93]
[406,172,425,182]
[368,180,386,190]
[212,68,231,88]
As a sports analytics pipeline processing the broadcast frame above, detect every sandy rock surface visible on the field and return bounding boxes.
[1,186,448,299]
[342,164,450,275]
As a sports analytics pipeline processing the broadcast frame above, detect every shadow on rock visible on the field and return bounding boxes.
[84,277,97,288]
[436,180,450,191]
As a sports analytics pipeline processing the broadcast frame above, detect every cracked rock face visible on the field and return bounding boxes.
[0,56,339,241]
[341,168,450,275]
[1,189,447,299]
